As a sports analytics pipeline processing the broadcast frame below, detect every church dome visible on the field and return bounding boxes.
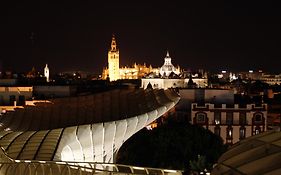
[160,51,177,77]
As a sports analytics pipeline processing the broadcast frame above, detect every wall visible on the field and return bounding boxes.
[33,86,77,98]
[0,87,33,105]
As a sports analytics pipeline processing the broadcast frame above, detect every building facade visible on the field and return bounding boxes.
[141,77,208,89]
[0,89,180,175]
[0,86,33,106]
[191,103,267,144]
[159,51,180,77]
[260,73,281,85]
[103,63,159,80]
[102,35,161,81]
[44,64,50,82]
[141,52,208,89]
[107,35,120,81]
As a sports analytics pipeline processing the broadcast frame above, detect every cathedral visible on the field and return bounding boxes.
[102,35,159,81]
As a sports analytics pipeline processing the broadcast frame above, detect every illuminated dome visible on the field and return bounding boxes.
[212,131,281,175]
[160,51,178,77]
[0,88,181,174]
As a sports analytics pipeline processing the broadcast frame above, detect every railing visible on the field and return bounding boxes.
[0,160,183,175]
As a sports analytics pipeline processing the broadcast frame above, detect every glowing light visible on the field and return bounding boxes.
[132,166,145,170]
[249,70,253,73]
[85,169,93,173]
[56,162,66,164]
[102,163,116,167]
[221,70,227,73]
[218,74,223,78]
[215,119,220,125]
[229,130,232,137]
[164,169,178,173]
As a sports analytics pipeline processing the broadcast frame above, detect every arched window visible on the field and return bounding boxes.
[253,112,264,124]
[195,112,207,124]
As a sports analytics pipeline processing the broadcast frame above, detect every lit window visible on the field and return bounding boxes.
[239,126,246,140]
[226,126,233,139]
[228,130,232,137]
[255,126,261,135]
[214,112,221,125]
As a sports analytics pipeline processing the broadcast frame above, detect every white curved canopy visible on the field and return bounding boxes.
[212,131,281,175]
[0,88,180,175]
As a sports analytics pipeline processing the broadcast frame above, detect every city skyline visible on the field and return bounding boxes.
[1,1,281,73]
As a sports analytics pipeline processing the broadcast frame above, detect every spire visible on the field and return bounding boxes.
[44,64,50,82]
[111,34,117,51]
[166,50,170,57]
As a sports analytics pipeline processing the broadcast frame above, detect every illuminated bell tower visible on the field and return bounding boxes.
[108,35,120,81]
[44,64,50,82]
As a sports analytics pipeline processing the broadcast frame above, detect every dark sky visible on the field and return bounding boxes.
[1,1,281,74]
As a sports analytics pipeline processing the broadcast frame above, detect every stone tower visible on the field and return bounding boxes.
[108,35,120,81]
[44,64,50,82]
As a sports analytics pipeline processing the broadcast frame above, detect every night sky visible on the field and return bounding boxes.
[1,1,281,74]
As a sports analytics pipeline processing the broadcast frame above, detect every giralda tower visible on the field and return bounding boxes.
[108,35,120,81]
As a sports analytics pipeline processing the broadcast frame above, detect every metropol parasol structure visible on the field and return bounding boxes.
[0,88,181,175]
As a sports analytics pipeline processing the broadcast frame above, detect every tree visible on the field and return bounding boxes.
[189,155,211,174]
[116,119,226,172]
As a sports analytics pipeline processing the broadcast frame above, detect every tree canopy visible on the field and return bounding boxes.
[116,120,227,172]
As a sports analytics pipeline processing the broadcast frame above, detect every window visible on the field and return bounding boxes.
[18,95,25,106]
[254,126,261,135]
[195,112,207,124]
[214,112,221,125]
[226,126,233,144]
[253,113,263,124]
[214,126,220,136]
[0,95,3,105]
[9,95,16,106]
[252,112,264,125]
[239,126,246,140]
[226,112,233,125]
[239,112,247,125]
[226,127,233,139]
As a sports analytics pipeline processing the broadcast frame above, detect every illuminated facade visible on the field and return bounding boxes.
[103,63,159,80]
[191,103,267,144]
[108,35,120,81]
[0,89,180,174]
[102,35,159,80]
[141,52,208,89]
[260,73,281,85]
[160,51,180,77]
[44,64,50,82]
[0,86,32,106]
